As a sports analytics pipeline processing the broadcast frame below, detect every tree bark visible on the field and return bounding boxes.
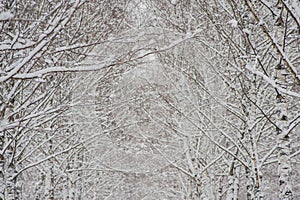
[275,65,293,200]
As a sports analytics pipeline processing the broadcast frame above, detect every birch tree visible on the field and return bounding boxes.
[145,0,299,199]
[0,0,130,199]
[1,0,298,199]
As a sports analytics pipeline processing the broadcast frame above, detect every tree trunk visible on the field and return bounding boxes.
[243,70,264,200]
[0,155,4,200]
[44,136,55,200]
[226,151,239,200]
[6,163,17,200]
[275,64,293,200]
[0,124,5,200]
[5,138,19,200]
[2,103,20,200]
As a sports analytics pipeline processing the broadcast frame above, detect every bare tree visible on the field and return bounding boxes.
[0,0,130,199]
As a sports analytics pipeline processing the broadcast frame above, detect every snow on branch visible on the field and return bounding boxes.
[245,0,300,86]
[245,65,300,98]
[6,30,201,81]
[0,0,82,83]
[281,0,300,28]
[0,11,14,21]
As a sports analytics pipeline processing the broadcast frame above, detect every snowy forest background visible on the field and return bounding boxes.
[0,0,300,199]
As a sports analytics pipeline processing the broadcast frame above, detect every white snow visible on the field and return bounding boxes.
[171,0,177,5]
[228,19,238,28]
[242,28,251,35]
[245,65,300,98]
[0,11,14,21]
[282,0,300,27]
[0,118,8,132]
